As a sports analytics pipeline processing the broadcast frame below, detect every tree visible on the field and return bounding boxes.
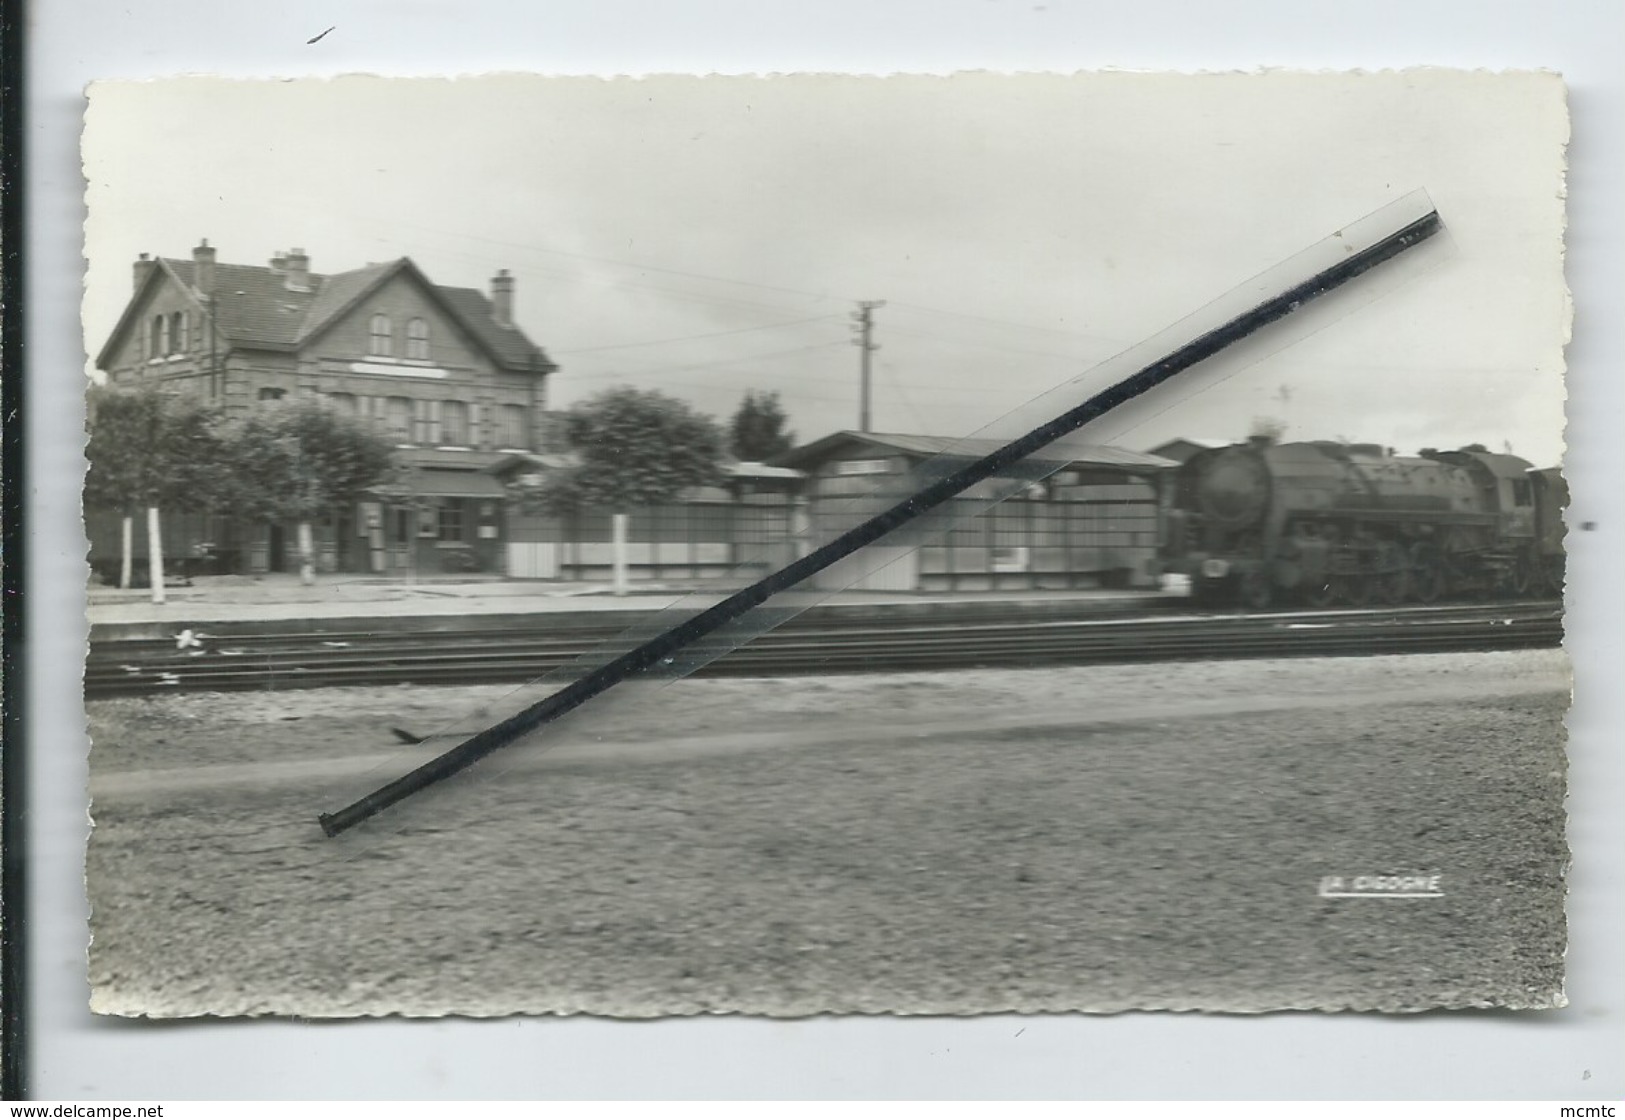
[522,387,726,594]
[219,399,397,585]
[84,384,231,598]
[728,389,796,462]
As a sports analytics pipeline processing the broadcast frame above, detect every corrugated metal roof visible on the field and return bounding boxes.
[726,460,804,480]
[773,430,1177,472]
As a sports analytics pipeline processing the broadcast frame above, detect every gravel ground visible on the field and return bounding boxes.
[86,650,1570,1017]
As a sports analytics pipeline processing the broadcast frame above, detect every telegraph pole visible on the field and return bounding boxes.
[851,300,885,433]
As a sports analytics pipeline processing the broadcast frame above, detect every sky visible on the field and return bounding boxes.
[82,71,1570,464]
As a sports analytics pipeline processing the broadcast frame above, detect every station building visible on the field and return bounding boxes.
[94,240,556,576]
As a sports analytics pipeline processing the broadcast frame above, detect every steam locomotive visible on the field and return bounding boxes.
[1160,438,1567,609]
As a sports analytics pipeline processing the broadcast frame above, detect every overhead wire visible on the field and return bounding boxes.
[551,314,842,356]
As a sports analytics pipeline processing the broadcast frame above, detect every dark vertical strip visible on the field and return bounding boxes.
[0,0,30,1097]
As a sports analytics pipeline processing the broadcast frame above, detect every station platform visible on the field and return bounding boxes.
[86,573,1177,642]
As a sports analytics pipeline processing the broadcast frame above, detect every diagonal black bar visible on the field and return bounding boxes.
[319,208,1443,836]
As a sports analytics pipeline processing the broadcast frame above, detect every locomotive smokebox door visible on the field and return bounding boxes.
[1195,447,1272,530]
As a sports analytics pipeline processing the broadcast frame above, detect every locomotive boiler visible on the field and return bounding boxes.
[1161,437,1563,608]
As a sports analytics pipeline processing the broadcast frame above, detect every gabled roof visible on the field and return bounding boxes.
[97,253,554,375]
[437,286,550,372]
[1147,436,1231,453]
[771,430,1177,472]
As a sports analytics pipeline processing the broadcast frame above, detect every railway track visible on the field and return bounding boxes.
[85,600,1564,698]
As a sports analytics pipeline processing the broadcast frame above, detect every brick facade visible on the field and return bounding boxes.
[95,241,558,578]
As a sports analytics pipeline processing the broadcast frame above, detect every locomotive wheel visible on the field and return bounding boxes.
[1409,544,1445,604]
[1237,569,1274,610]
[1372,567,1408,605]
[1336,574,1371,608]
[1372,544,1409,604]
[1300,577,1337,608]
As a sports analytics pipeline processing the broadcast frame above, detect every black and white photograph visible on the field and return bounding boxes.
[79,70,1570,1019]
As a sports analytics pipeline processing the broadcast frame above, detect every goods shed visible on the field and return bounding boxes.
[494,455,805,582]
[771,431,1177,592]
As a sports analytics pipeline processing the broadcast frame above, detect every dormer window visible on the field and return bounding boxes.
[369,314,393,357]
[406,318,430,361]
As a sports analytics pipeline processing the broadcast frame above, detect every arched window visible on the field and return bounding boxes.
[441,400,469,445]
[406,318,430,361]
[369,314,393,357]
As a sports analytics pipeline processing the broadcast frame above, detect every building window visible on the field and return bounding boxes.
[438,502,465,543]
[412,399,442,444]
[257,387,286,402]
[170,311,186,354]
[369,314,393,357]
[385,397,412,441]
[441,400,469,446]
[497,404,528,449]
[328,392,358,418]
[153,315,169,358]
[406,318,430,360]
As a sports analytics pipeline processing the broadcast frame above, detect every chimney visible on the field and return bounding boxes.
[133,252,156,292]
[269,250,287,273]
[285,248,310,292]
[491,268,515,328]
[192,239,216,297]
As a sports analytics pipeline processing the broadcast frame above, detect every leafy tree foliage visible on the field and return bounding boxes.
[728,389,796,462]
[84,384,231,514]
[527,387,726,514]
[218,399,397,523]
[217,399,398,584]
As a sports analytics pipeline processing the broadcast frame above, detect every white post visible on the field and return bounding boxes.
[145,505,166,605]
[297,519,316,586]
[119,514,133,589]
[611,511,629,597]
